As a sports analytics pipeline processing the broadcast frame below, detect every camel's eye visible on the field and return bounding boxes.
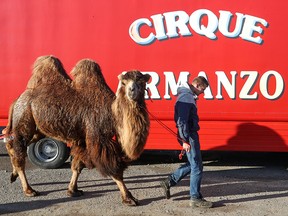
[121,81,126,86]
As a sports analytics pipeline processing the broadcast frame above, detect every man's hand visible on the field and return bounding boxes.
[183,142,190,152]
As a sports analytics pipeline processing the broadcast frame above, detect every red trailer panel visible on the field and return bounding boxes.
[0,0,287,151]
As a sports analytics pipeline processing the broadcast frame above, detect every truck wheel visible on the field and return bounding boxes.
[27,138,70,169]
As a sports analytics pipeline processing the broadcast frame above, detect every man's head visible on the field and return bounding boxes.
[191,76,209,96]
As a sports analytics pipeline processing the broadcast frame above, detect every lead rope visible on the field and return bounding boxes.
[0,128,14,141]
[144,89,188,160]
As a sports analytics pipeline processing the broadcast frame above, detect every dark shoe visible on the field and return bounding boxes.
[189,198,213,208]
[160,179,171,199]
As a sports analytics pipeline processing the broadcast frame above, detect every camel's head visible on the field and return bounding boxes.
[117,70,151,102]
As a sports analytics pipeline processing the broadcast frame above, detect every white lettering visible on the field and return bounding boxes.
[163,11,191,38]
[198,71,214,99]
[218,11,245,38]
[216,71,237,99]
[163,71,190,99]
[129,18,155,45]
[142,72,161,99]
[151,14,167,40]
[129,9,268,45]
[260,70,284,99]
[239,71,258,99]
[240,15,268,44]
[121,70,284,101]
[190,9,218,39]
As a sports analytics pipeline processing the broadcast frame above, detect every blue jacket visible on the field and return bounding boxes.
[174,83,200,144]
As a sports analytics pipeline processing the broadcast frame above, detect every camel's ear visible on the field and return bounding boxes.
[118,74,124,80]
[143,74,151,83]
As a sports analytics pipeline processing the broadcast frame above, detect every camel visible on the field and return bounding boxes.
[5,56,150,206]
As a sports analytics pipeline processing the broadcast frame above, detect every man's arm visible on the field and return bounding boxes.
[175,102,192,144]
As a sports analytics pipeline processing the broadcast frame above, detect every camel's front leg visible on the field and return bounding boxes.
[18,169,39,197]
[67,157,85,197]
[6,140,39,197]
[112,175,139,206]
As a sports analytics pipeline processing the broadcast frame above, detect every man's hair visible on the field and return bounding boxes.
[192,76,209,87]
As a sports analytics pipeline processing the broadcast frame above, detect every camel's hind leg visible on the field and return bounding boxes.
[67,144,95,197]
[67,155,85,197]
[112,173,139,206]
[6,139,39,197]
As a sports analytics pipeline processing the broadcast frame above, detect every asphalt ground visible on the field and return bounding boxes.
[1,140,288,216]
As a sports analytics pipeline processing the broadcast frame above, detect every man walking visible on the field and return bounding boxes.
[160,76,213,208]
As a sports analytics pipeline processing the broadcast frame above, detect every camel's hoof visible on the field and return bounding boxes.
[25,189,39,197]
[10,173,18,183]
[67,189,84,197]
[122,197,139,206]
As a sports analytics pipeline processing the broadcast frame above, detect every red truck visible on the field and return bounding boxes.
[1,0,287,168]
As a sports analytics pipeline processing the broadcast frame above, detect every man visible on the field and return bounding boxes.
[160,76,213,208]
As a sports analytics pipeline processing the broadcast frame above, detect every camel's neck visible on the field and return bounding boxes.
[112,97,149,160]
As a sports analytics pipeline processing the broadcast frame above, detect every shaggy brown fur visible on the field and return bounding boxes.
[27,55,72,89]
[5,55,72,143]
[112,72,150,160]
[5,56,150,206]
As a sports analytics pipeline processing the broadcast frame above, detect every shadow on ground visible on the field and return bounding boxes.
[136,150,288,168]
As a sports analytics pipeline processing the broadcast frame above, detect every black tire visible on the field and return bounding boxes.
[27,138,70,169]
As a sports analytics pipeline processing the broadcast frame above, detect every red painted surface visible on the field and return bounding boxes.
[0,0,287,151]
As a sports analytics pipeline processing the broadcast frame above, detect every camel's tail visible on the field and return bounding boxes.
[5,100,16,136]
